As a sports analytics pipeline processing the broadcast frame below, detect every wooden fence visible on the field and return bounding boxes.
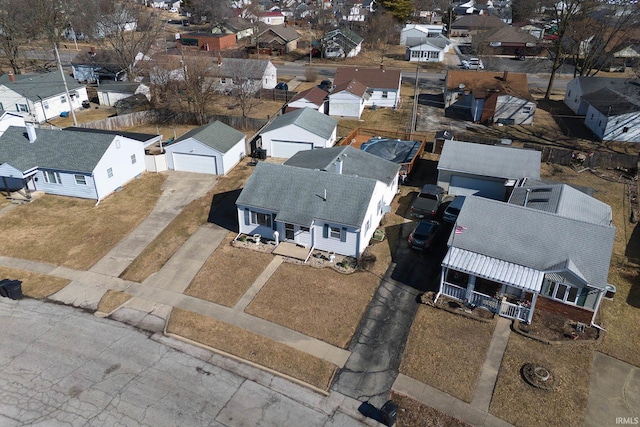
[523,143,639,171]
[257,89,298,103]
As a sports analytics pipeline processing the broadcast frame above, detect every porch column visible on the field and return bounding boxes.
[465,275,476,302]
[527,292,538,323]
[435,268,446,303]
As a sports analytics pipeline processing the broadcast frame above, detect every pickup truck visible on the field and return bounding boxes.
[410,184,445,218]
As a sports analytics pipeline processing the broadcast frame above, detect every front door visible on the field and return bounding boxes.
[285,223,295,240]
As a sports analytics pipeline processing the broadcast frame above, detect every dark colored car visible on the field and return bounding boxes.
[409,184,445,218]
[318,80,332,91]
[408,220,441,250]
[275,82,288,91]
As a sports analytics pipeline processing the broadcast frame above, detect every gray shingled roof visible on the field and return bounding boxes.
[0,73,84,102]
[236,161,377,227]
[284,145,399,185]
[449,196,615,289]
[438,140,540,180]
[261,108,337,140]
[214,58,271,80]
[581,87,640,116]
[174,120,245,153]
[508,180,612,225]
[0,126,115,173]
[574,76,640,96]
[65,126,158,143]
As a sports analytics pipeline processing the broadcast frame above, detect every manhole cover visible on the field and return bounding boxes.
[521,363,557,391]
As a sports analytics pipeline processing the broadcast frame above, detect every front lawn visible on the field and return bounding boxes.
[0,267,70,299]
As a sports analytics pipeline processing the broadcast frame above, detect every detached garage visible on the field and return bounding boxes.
[259,108,338,158]
[437,140,541,201]
[165,121,246,175]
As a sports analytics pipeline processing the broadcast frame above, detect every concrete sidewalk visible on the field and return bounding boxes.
[90,172,217,277]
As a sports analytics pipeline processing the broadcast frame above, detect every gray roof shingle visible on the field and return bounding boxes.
[0,126,115,173]
[174,120,245,153]
[0,73,84,102]
[284,145,399,185]
[236,161,377,227]
[438,140,540,180]
[450,196,615,289]
[261,108,337,140]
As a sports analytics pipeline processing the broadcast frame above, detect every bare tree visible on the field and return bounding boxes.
[363,11,398,66]
[181,53,221,125]
[221,58,264,117]
[0,0,30,74]
[185,0,233,25]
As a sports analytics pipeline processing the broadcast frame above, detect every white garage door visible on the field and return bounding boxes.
[449,175,505,200]
[172,152,218,174]
[272,140,313,158]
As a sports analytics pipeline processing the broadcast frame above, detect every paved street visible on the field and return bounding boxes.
[0,298,373,427]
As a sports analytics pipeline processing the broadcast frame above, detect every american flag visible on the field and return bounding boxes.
[455,225,467,234]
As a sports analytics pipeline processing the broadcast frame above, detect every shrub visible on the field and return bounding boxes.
[357,251,376,270]
[304,67,319,82]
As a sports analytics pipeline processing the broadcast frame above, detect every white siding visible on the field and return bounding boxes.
[356,180,397,256]
[261,124,332,157]
[34,170,98,199]
[173,152,218,174]
[0,113,26,137]
[272,140,313,158]
[98,91,131,106]
[314,221,360,257]
[584,105,607,140]
[328,92,364,118]
[563,78,583,114]
[237,206,277,238]
[366,88,400,109]
[495,95,535,125]
[220,136,246,174]
[263,62,278,89]
[0,84,88,123]
[92,136,146,201]
[165,138,221,172]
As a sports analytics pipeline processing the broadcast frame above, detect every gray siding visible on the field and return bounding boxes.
[35,170,98,199]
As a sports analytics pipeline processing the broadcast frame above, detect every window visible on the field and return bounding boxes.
[522,106,532,114]
[429,51,439,59]
[300,226,310,232]
[221,78,226,84]
[623,127,629,133]
[251,211,271,227]
[567,90,571,97]
[74,175,87,185]
[43,171,61,184]
[107,167,113,178]
[131,154,137,164]
[382,91,388,99]
[0,102,3,110]
[365,218,371,233]
[60,96,67,103]
[43,101,49,109]
[329,226,341,239]
[17,104,28,112]
[411,51,419,58]
[543,280,587,307]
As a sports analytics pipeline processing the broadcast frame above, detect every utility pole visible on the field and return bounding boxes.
[54,43,78,126]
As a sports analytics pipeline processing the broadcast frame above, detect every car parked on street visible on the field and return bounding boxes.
[461,58,484,70]
[408,220,441,251]
[275,82,288,91]
[443,195,466,223]
[409,184,445,218]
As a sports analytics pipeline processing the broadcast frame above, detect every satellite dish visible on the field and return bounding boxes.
[458,83,465,89]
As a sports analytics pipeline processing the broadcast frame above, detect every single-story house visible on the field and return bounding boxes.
[0,73,88,124]
[259,11,285,25]
[400,24,444,46]
[331,66,402,113]
[255,24,300,55]
[285,87,329,113]
[610,44,640,72]
[437,189,615,326]
[211,17,254,40]
[476,26,543,57]
[0,111,26,137]
[258,108,338,158]
[236,145,400,257]
[445,70,536,124]
[327,79,369,118]
[179,32,236,51]
[437,140,541,199]
[563,76,639,114]
[164,121,246,175]
[72,48,127,83]
[450,14,507,37]
[321,28,363,58]
[0,125,145,201]
[97,82,151,106]
[64,127,161,149]
[405,36,450,63]
[582,87,640,143]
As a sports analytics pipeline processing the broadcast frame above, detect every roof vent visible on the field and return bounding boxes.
[26,123,37,143]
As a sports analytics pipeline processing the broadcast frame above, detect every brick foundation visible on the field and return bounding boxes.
[535,296,594,324]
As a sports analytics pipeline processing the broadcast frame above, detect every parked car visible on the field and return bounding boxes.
[318,80,332,91]
[443,196,466,223]
[410,184,445,218]
[169,7,179,13]
[408,220,441,250]
[182,19,190,27]
[275,82,288,91]
[462,58,484,70]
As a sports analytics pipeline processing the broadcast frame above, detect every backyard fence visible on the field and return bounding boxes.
[523,143,639,171]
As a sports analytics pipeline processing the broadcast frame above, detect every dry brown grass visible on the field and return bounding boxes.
[490,334,595,427]
[0,267,70,299]
[391,392,471,427]
[0,197,11,210]
[167,308,337,390]
[184,233,274,307]
[48,105,117,127]
[245,263,379,348]
[400,305,496,403]
[121,162,255,282]
[97,290,133,314]
[0,173,166,270]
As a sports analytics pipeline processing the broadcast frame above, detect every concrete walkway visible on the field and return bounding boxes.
[234,256,283,312]
[90,172,217,277]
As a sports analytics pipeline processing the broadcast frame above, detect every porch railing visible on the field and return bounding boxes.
[441,282,466,301]
[469,291,499,312]
[499,301,531,322]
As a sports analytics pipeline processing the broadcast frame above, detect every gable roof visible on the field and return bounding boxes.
[261,108,337,140]
[321,28,364,50]
[480,25,539,44]
[438,140,540,180]
[451,14,507,30]
[581,86,640,116]
[288,86,328,106]
[0,73,84,102]
[0,126,117,173]
[236,161,377,227]
[446,70,533,101]
[334,67,401,90]
[284,145,400,185]
[331,79,368,97]
[215,57,272,80]
[447,195,615,289]
[508,180,612,225]
[573,76,640,96]
[96,82,142,94]
[257,23,300,42]
[408,37,449,51]
[173,120,245,153]
[220,16,253,32]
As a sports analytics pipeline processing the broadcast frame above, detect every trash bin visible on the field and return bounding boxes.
[380,400,398,427]
[256,148,267,160]
[0,279,9,298]
[0,280,22,300]
[60,111,69,118]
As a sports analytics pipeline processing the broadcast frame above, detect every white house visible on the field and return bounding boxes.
[400,24,444,46]
[406,37,450,63]
[164,121,246,175]
[0,111,26,137]
[582,88,640,143]
[321,28,364,59]
[563,76,630,115]
[0,73,89,124]
[285,87,329,113]
[258,108,338,158]
[97,82,151,106]
[235,145,399,257]
[331,66,402,112]
[0,125,145,201]
[259,11,285,25]
[437,140,541,200]
[328,79,368,118]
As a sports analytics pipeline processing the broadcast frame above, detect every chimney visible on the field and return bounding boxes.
[335,157,343,174]
[503,70,508,82]
[89,46,96,57]
[8,71,15,82]
[26,123,37,143]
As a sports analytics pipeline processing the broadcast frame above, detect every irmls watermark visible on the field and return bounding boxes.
[616,417,639,425]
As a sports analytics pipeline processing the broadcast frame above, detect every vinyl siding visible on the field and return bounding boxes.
[315,221,359,257]
[602,111,640,143]
[366,88,400,109]
[93,136,146,201]
[261,124,332,157]
[237,205,277,238]
[165,138,223,171]
[35,170,98,199]
[357,180,397,255]
[220,136,246,174]
[495,95,535,125]
[328,92,364,118]
[563,79,583,114]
